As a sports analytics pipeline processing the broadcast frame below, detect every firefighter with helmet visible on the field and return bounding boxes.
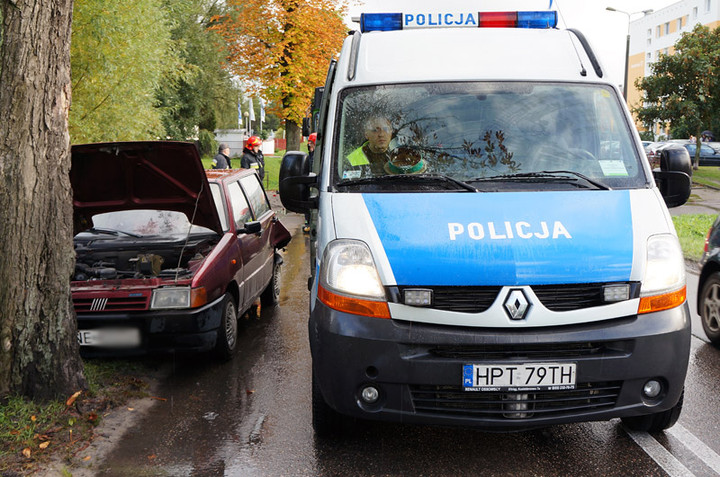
[241,136,265,180]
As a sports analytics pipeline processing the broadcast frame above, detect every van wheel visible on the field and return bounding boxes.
[214,293,238,360]
[699,272,720,346]
[260,257,281,306]
[621,390,683,432]
[312,370,351,437]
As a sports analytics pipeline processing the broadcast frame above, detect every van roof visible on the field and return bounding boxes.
[341,27,606,86]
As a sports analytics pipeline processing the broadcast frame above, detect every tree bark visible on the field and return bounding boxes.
[285,119,301,152]
[0,0,85,399]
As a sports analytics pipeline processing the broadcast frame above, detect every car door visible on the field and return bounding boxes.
[227,180,257,312]
[239,174,275,300]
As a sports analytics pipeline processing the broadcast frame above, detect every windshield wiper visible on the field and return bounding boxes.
[88,227,142,238]
[469,171,611,190]
[336,174,479,192]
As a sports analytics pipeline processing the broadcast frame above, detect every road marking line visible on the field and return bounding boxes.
[624,427,695,477]
[667,424,720,474]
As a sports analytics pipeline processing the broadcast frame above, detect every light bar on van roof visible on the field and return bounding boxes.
[360,11,558,33]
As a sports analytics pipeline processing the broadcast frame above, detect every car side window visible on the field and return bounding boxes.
[228,181,253,228]
[240,175,270,219]
[209,183,229,232]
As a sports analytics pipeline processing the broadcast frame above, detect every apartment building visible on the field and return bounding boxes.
[627,0,720,115]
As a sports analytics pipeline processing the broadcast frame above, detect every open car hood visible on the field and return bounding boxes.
[71,142,223,235]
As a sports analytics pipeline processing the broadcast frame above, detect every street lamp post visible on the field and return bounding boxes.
[606,7,654,101]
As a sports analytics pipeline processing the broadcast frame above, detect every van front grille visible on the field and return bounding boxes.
[410,381,622,420]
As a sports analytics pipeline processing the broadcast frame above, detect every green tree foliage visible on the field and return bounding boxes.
[70,0,175,142]
[634,24,720,166]
[156,0,242,140]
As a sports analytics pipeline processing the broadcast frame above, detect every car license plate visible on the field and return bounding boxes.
[463,363,576,391]
[77,328,141,348]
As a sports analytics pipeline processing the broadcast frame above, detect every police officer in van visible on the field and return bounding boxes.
[346,116,393,175]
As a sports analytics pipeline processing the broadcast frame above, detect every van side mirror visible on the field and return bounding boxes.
[279,151,317,214]
[653,170,691,208]
[660,145,692,177]
[302,117,311,138]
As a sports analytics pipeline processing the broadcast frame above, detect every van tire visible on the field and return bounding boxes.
[621,390,683,432]
[699,272,720,346]
[214,293,238,360]
[261,257,281,306]
[312,370,351,437]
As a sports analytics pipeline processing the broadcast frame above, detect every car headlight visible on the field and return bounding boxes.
[638,234,686,314]
[318,239,390,318]
[151,287,191,309]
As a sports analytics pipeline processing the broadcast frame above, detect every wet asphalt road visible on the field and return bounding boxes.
[92,213,720,477]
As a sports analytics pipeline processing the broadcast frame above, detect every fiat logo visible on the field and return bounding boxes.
[504,289,530,320]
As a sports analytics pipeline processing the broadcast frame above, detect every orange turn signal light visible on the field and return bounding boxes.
[638,286,686,314]
[318,284,391,319]
[190,287,208,308]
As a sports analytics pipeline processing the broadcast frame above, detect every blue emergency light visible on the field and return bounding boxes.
[360,11,557,33]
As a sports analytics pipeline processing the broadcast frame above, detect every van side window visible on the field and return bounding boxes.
[228,181,253,228]
[240,175,270,219]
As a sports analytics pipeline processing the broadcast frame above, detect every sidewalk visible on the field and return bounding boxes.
[670,184,720,216]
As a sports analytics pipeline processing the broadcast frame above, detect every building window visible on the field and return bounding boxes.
[677,18,683,30]
[694,6,698,17]
[656,25,661,37]
[664,22,670,34]
[706,0,711,13]
[647,28,652,37]
[647,38,652,46]
[647,52,652,60]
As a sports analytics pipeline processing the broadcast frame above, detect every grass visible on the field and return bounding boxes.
[673,213,715,261]
[692,166,720,189]
[0,359,158,475]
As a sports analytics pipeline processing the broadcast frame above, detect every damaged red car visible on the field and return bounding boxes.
[70,141,290,359]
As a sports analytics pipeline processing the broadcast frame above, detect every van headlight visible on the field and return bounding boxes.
[638,234,686,314]
[317,239,390,318]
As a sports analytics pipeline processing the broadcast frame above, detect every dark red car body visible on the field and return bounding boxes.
[70,142,290,357]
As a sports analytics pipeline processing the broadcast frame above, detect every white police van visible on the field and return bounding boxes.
[280,11,693,435]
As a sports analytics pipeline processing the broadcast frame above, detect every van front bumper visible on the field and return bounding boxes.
[309,300,691,430]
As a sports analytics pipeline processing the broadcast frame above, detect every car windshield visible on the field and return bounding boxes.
[333,82,647,191]
[86,210,215,237]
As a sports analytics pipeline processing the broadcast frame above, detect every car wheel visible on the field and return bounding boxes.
[214,293,238,360]
[312,369,352,438]
[621,390,683,433]
[700,272,720,346]
[260,255,281,306]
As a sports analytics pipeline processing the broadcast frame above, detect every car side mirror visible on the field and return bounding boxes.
[279,151,317,214]
[302,117,311,138]
[660,145,692,177]
[653,170,691,208]
[241,220,262,235]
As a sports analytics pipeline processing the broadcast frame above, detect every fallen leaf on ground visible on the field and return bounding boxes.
[22,448,31,458]
[30,415,36,422]
[127,407,135,411]
[148,454,157,460]
[83,456,92,461]
[66,390,82,407]
[39,442,50,450]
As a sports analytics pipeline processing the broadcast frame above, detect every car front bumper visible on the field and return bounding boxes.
[77,295,225,357]
[310,300,691,431]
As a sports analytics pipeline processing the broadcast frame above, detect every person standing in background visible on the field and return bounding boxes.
[212,143,232,169]
[241,136,265,180]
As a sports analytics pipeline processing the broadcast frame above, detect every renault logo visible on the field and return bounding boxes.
[504,289,530,320]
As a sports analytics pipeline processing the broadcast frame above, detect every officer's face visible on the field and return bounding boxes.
[365,119,392,152]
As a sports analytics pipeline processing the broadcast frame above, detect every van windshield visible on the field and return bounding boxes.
[333,82,648,192]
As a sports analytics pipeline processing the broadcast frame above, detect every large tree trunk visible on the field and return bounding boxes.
[0,0,85,399]
[285,119,301,152]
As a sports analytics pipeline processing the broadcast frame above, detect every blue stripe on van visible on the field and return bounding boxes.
[362,190,633,286]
